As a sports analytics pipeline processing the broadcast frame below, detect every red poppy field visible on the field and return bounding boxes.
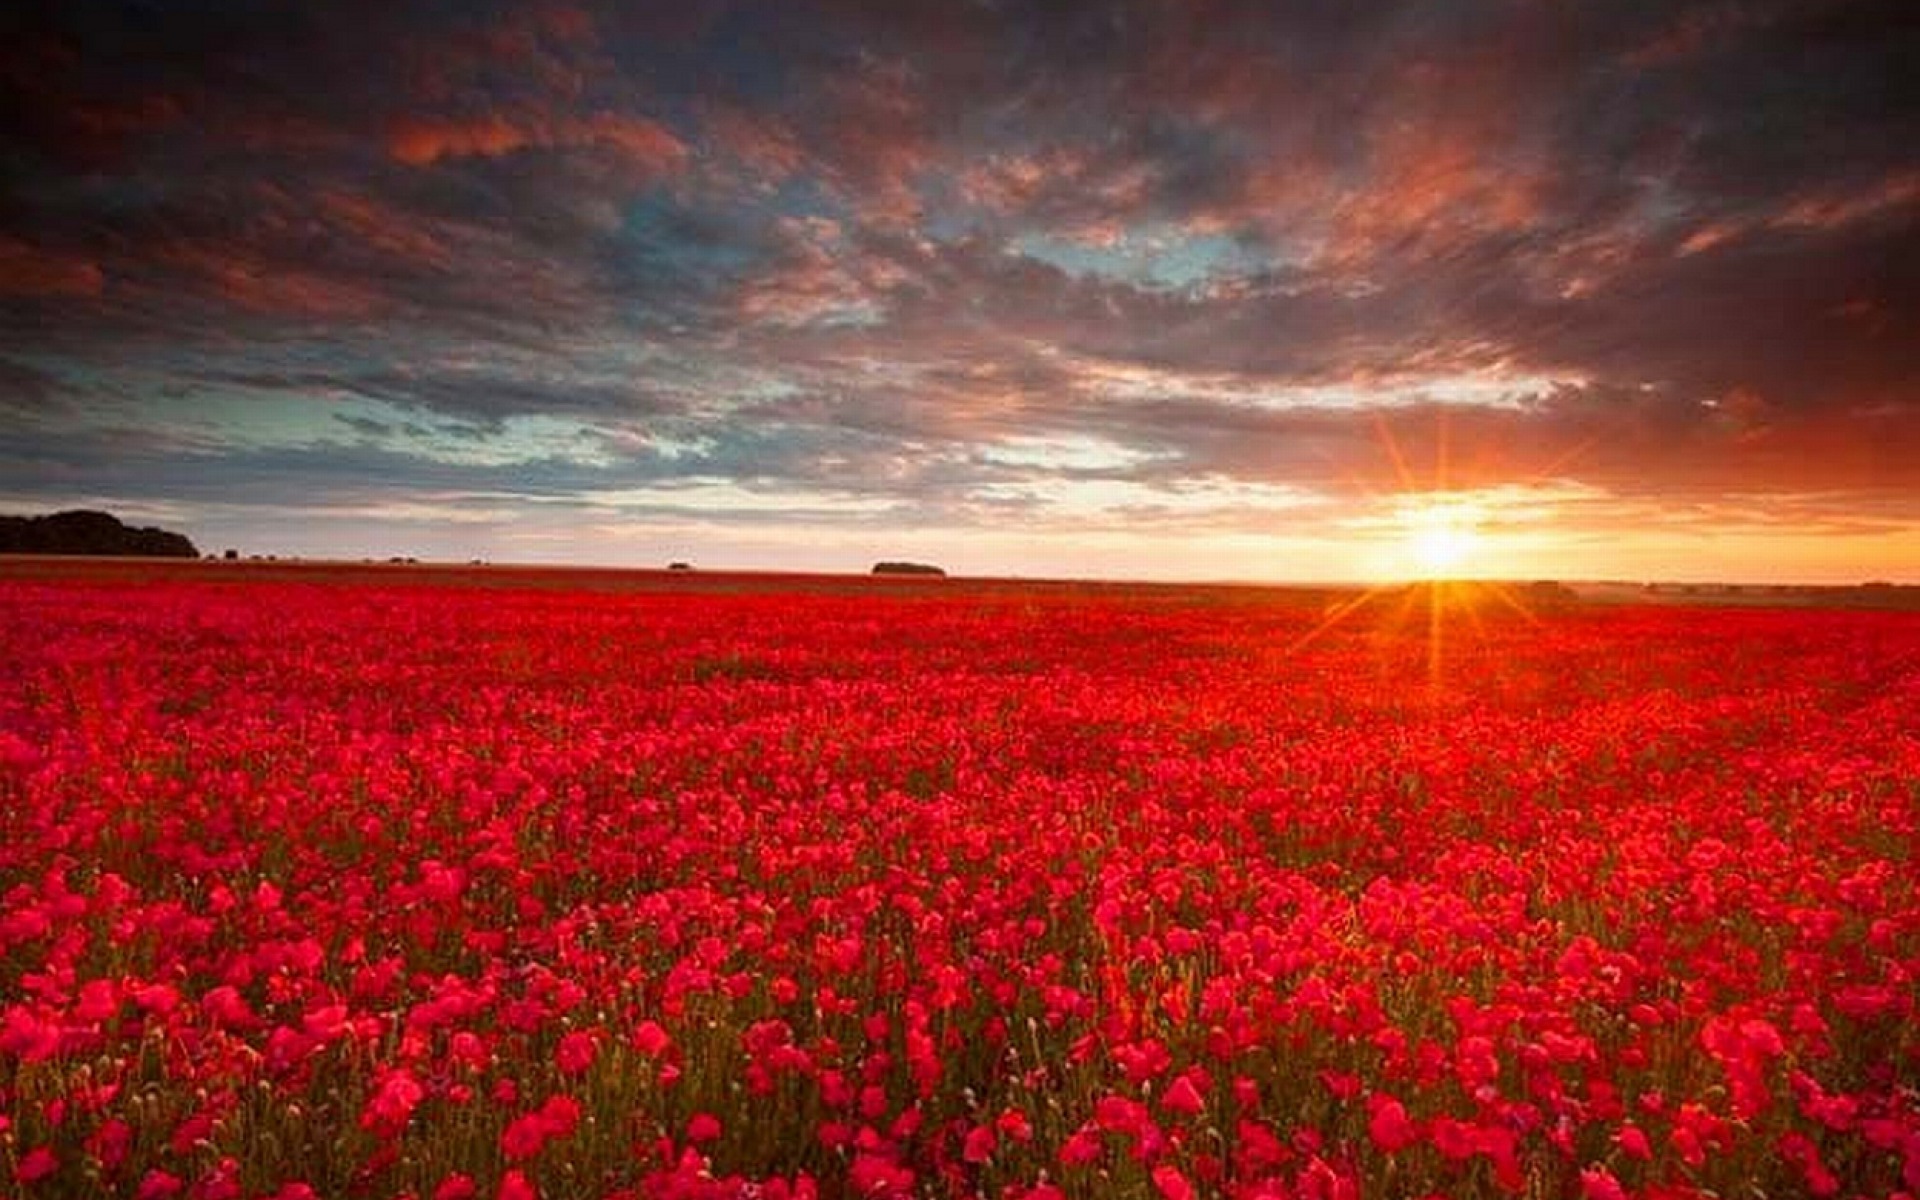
[1,564,1916,1200]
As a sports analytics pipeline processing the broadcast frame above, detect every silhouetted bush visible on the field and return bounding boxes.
[0,510,198,558]
[1525,580,1580,606]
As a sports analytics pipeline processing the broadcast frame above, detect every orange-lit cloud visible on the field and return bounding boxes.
[387,112,684,168]
[0,238,104,298]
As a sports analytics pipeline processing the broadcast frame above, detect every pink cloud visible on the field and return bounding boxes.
[0,237,105,299]
[388,112,685,169]
[697,103,806,186]
[148,242,383,319]
[314,191,455,269]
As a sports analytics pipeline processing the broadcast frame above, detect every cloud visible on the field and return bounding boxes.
[387,112,684,168]
[0,0,1914,578]
[0,238,105,298]
[0,356,78,418]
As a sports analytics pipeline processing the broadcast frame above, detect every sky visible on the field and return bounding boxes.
[2,0,1917,583]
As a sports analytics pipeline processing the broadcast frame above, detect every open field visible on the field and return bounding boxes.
[1,564,1916,1199]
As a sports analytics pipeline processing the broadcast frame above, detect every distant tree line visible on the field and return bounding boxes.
[0,510,199,558]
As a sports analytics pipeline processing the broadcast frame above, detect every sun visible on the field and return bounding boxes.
[1411,523,1474,575]
[1404,505,1482,578]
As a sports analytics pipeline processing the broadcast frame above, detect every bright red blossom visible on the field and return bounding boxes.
[1367,1093,1418,1153]
[0,567,1913,1200]
[16,1148,58,1185]
[555,1030,597,1076]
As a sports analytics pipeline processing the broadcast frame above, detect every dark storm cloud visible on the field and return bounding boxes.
[0,0,1915,557]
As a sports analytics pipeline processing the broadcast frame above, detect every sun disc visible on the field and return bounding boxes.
[1404,507,1481,578]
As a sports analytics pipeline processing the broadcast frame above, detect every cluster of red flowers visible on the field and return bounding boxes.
[1,568,1916,1198]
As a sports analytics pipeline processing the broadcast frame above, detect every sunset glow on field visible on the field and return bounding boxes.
[1,562,1917,1199]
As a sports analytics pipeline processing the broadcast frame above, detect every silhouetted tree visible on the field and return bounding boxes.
[0,510,198,557]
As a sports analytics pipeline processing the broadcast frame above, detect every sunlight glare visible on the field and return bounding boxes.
[1405,505,1481,578]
